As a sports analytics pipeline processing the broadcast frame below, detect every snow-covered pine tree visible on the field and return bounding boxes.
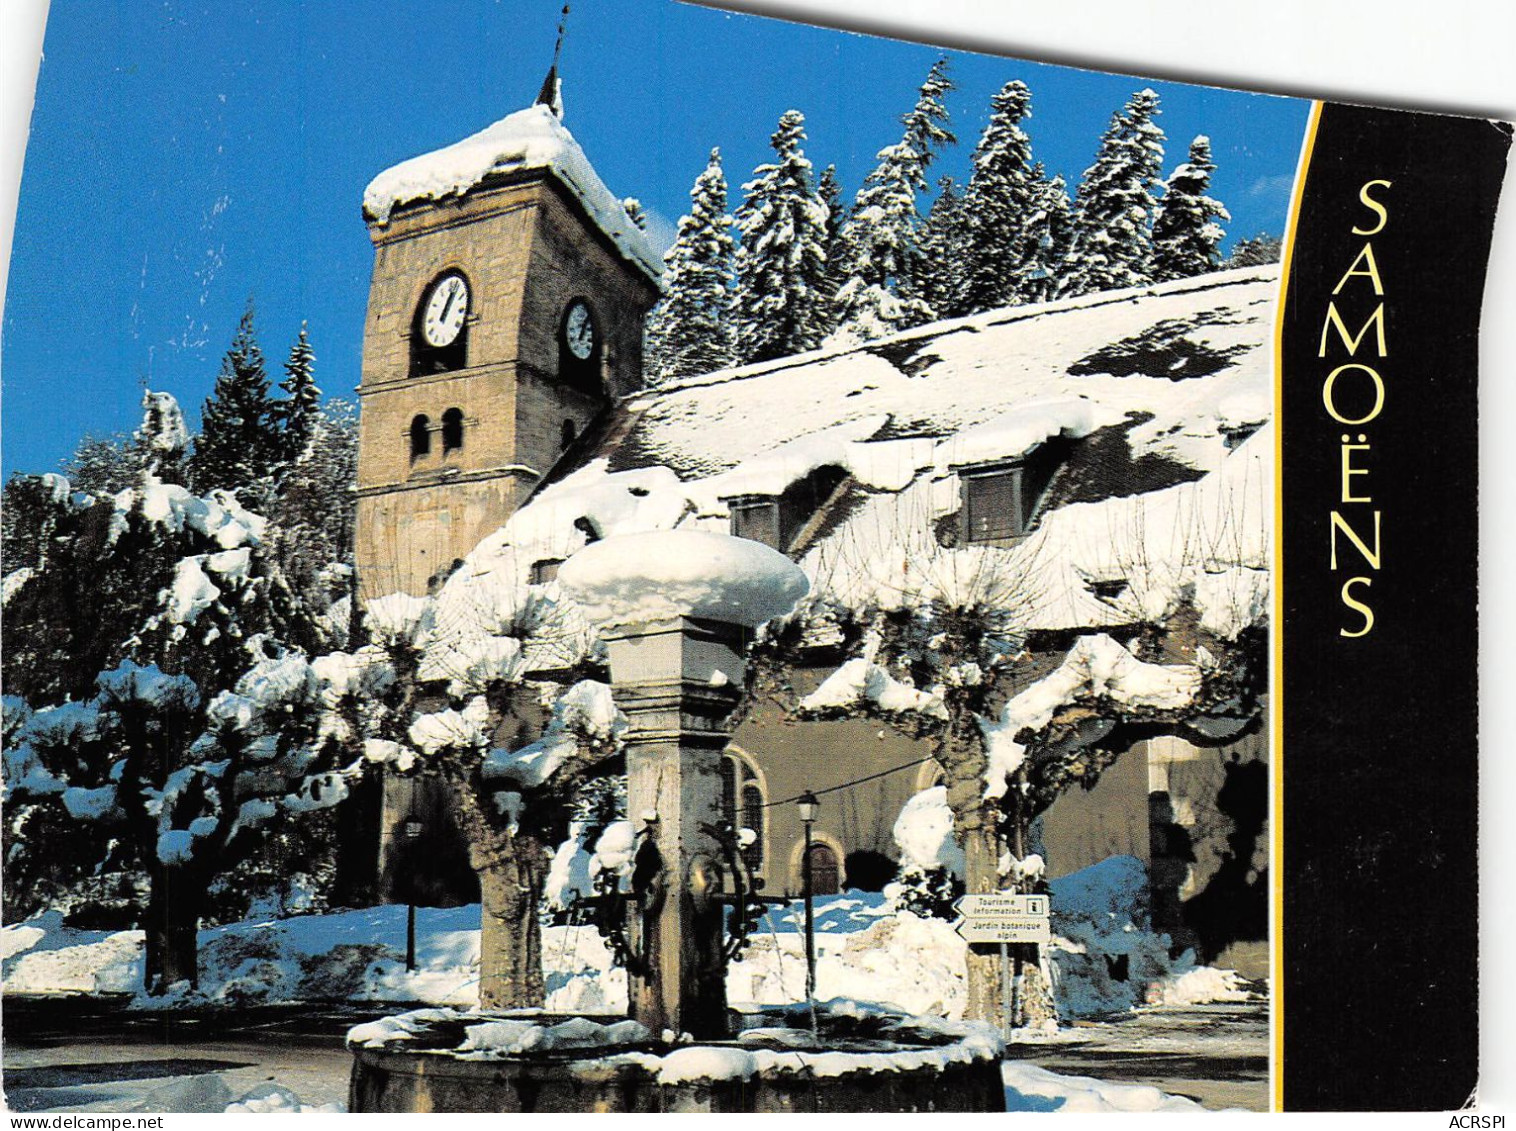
[900,57,956,171]
[816,164,848,327]
[266,399,359,641]
[1063,88,1167,297]
[60,432,138,496]
[189,301,284,505]
[1020,168,1075,303]
[958,80,1041,314]
[645,149,736,384]
[1152,135,1230,281]
[731,111,832,364]
[827,145,937,347]
[828,59,956,345]
[893,55,956,313]
[916,175,968,317]
[1227,232,1283,267]
[134,390,189,486]
[276,323,321,464]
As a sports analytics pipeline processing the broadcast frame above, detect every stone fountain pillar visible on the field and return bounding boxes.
[602,615,747,1039]
[559,530,810,1042]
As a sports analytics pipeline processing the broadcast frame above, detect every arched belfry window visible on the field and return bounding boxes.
[442,408,464,454]
[410,415,431,460]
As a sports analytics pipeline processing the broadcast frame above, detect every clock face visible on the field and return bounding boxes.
[564,300,596,361]
[421,273,469,349]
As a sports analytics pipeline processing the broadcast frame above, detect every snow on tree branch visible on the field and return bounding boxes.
[979,632,1199,799]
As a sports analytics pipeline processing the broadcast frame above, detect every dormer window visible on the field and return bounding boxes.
[1087,577,1130,603]
[530,559,563,584]
[956,440,1068,546]
[963,467,1027,542]
[729,497,783,549]
[726,466,849,554]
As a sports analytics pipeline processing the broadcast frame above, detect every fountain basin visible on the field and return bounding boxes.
[348,1007,1006,1113]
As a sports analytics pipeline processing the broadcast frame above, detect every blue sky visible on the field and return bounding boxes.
[1,0,1308,479]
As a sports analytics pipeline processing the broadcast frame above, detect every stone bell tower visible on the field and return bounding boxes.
[353,73,661,596]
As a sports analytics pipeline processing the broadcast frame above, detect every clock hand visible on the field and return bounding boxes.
[440,287,458,324]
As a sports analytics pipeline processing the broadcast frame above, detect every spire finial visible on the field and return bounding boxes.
[536,4,569,118]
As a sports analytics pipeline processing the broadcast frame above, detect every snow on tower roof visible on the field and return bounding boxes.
[363,104,660,283]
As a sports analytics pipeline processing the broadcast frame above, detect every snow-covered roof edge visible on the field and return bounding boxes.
[363,104,661,284]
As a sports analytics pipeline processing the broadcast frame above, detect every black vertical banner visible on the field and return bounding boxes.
[1281,105,1509,1110]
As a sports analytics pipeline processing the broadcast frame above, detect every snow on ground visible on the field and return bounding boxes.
[2,858,1253,1024]
[1001,1061,1203,1112]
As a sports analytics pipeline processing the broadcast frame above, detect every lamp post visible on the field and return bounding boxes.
[796,790,819,1007]
[402,818,424,972]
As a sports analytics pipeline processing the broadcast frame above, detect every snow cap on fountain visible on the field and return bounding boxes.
[558,529,809,630]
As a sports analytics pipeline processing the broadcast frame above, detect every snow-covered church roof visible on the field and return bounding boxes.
[614,266,1275,480]
[363,104,661,283]
[436,266,1278,656]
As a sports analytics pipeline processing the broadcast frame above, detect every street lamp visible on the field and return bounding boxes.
[796,790,819,1008]
[402,818,424,972]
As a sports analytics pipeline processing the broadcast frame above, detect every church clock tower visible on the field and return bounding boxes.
[353,80,660,596]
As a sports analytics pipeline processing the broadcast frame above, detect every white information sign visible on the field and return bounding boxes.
[954,916,1052,946]
[952,892,1052,945]
[954,894,1049,917]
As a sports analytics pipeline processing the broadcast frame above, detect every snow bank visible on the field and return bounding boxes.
[224,1082,344,1114]
[363,104,659,281]
[458,1014,650,1058]
[657,1046,757,1084]
[731,910,967,1019]
[559,529,809,629]
[1002,1061,1202,1112]
[2,868,1252,1023]
[1047,855,1200,1018]
[0,912,145,993]
[1147,964,1252,1006]
[351,1004,999,1082]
